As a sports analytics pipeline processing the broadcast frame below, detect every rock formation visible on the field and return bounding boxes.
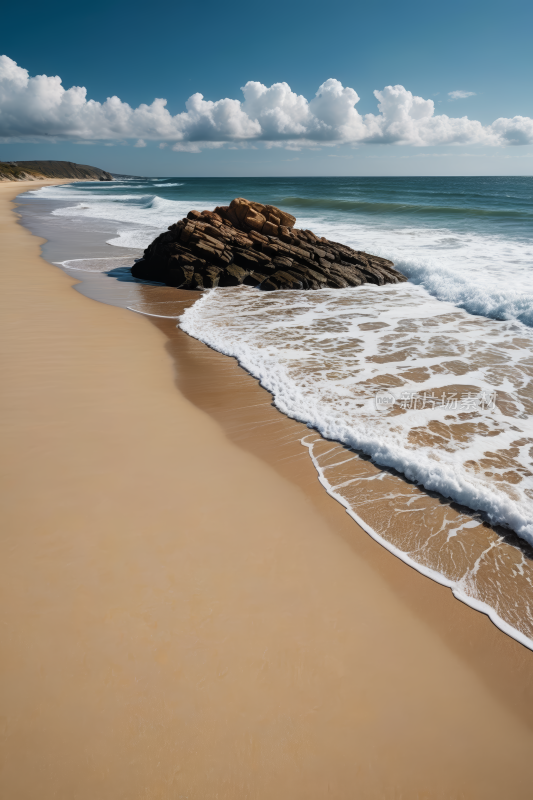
[132,198,407,291]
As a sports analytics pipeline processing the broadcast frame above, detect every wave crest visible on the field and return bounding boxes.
[281,195,533,220]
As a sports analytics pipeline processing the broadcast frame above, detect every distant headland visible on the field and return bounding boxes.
[0,160,113,182]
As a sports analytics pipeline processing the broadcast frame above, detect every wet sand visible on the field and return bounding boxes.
[2,181,533,799]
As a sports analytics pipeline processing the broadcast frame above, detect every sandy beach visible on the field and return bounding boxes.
[2,180,533,799]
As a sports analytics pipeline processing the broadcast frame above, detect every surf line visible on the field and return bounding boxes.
[302,435,533,653]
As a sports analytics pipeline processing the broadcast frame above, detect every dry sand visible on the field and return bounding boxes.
[2,180,533,799]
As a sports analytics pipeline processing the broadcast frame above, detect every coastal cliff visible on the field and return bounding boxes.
[132,197,407,291]
[0,160,113,182]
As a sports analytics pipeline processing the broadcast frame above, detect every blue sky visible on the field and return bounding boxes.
[1,0,532,175]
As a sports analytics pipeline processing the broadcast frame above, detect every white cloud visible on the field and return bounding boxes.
[489,115,533,146]
[448,90,476,99]
[0,56,531,151]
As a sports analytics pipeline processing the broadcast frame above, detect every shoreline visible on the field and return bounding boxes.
[147,303,533,652]
[2,180,533,797]
[62,255,533,652]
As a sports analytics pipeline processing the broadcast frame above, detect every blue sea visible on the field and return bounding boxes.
[21,175,533,647]
[29,175,533,324]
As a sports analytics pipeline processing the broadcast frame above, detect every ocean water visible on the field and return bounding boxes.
[21,176,533,646]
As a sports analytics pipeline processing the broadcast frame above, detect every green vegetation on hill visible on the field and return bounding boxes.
[0,160,113,181]
[0,162,44,181]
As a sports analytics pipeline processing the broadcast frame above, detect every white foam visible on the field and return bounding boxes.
[179,285,533,542]
[291,210,533,328]
[55,256,137,272]
[29,184,214,251]
[106,228,161,249]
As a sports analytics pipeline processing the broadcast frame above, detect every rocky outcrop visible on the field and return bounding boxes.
[132,197,407,291]
[0,160,113,181]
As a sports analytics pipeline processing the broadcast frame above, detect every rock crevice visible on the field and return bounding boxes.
[132,197,407,291]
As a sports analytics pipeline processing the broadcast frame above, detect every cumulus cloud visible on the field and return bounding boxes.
[490,115,533,146]
[448,90,476,99]
[1,56,532,151]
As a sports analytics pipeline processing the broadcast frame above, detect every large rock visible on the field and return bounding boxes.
[132,198,407,291]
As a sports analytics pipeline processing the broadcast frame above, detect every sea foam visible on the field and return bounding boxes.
[180,285,533,542]
[286,207,533,328]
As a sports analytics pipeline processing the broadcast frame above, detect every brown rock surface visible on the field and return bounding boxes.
[131,198,407,290]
